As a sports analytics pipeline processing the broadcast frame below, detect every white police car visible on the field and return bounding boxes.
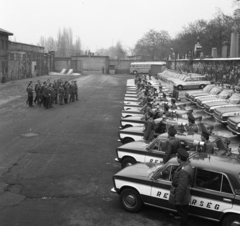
[173,76,211,90]
[111,153,240,226]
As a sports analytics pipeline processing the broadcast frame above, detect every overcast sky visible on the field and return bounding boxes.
[1,0,235,52]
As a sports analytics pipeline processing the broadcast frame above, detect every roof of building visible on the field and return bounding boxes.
[0,28,13,35]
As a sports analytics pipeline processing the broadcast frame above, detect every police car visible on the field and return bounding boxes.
[120,113,202,129]
[227,116,240,135]
[173,75,211,90]
[118,119,211,145]
[204,92,240,115]
[188,85,223,103]
[115,134,229,168]
[213,106,240,124]
[185,84,215,100]
[121,108,193,119]
[195,89,234,108]
[111,153,240,226]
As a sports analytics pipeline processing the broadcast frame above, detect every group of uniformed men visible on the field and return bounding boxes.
[134,73,217,226]
[26,79,78,108]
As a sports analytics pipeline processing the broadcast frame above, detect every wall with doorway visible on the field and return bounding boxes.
[108,60,132,74]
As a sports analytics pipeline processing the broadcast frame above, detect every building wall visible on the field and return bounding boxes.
[108,60,132,74]
[6,42,53,81]
[55,57,71,72]
[0,33,10,80]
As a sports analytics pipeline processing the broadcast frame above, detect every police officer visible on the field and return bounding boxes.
[160,93,168,102]
[163,126,181,163]
[200,126,215,154]
[58,83,65,105]
[170,98,178,110]
[186,113,199,134]
[143,110,155,143]
[171,148,194,226]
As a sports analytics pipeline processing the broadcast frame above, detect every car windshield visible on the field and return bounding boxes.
[203,85,213,92]
[228,93,240,103]
[218,91,231,98]
[209,87,221,94]
[151,163,168,179]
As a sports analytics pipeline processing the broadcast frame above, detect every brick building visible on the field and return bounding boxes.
[0,28,13,82]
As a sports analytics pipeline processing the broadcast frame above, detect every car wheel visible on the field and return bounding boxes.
[199,84,205,89]
[177,85,183,90]
[222,214,240,226]
[122,138,134,144]
[121,157,136,168]
[120,188,142,212]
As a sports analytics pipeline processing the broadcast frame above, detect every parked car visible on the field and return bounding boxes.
[227,116,240,135]
[173,75,211,90]
[185,84,215,100]
[120,113,202,129]
[187,85,224,103]
[195,88,234,108]
[213,106,240,124]
[115,134,229,168]
[111,153,240,225]
[204,92,240,115]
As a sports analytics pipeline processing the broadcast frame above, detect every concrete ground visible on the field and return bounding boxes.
[0,73,234,226]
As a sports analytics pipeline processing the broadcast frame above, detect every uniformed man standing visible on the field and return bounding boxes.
[27,84,34,107]
[170,148,194,226]
[186,113,199,134]
[74,81,78,100]
[163,126,181,163]
[200,126,215,154]
[143,111,155,143]
[170,98,178,110]
[58,84,65,105]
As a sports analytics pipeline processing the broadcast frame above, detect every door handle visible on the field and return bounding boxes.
[223,198,232,203]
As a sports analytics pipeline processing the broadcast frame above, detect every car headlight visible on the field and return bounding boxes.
[236,123,240,129]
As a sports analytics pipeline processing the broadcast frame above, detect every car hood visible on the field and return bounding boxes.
[215,106,240,114]
[118,141,148,152]
[121,116,143,121]
[191,92,209,98]
[115,162,162,178]
[186,90,204,96]
[196,95,217,101]
[228,116,240,123]
[120,126,143,133]
[205,101,228,107]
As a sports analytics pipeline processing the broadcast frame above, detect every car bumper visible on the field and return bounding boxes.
[213,114,227,124]
[204,109,213,115]
[111,187,117,193]
[227,125,240,135]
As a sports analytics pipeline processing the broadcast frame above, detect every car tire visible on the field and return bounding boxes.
[177,85,183,90]
[222,214,240,226]
[120,188,142,213]
[199,84,205,89]
[122,137,134,144]
[121,157,136,168]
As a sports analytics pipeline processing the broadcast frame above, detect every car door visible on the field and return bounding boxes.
[150,164,178,210]
[190,169,234,221]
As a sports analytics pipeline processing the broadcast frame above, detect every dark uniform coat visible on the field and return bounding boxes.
[143,118,155,142]
[163,137,181,163]
[172,161,194,205]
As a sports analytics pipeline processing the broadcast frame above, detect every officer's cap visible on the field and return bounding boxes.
[168,126,177,136]
[188,113,195,123]
[177,148,189,161]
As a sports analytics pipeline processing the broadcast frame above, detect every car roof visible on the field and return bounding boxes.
[168,153,240,176]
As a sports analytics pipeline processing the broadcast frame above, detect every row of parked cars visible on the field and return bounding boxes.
[111,75,240,226]
[185,83,240,135]
[158,69,211,90]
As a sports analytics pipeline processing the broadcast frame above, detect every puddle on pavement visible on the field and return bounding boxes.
[21,133,39,138]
